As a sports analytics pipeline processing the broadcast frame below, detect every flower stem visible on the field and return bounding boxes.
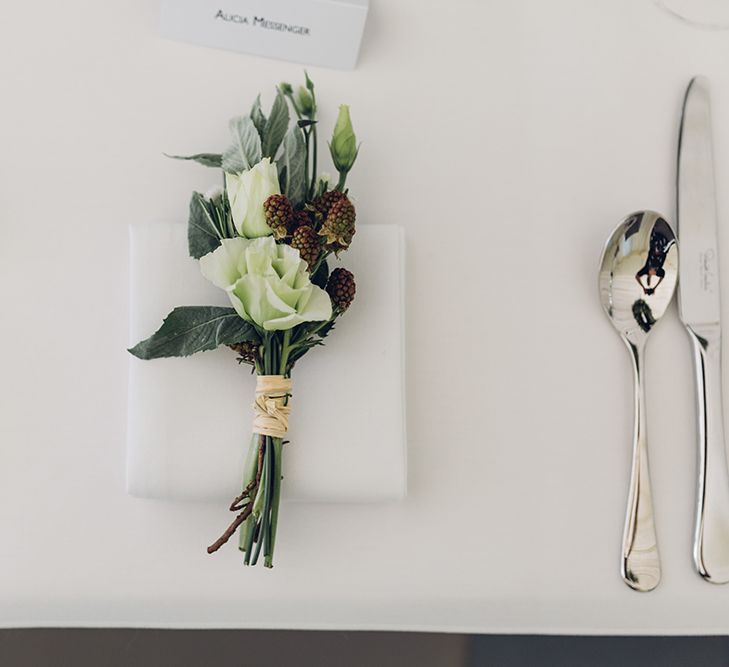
[265,437,283,568]
[304,127,311,200]
[280,330,292,375]
[242,512,256,564]
[250,436,273,565]
[309,124,318,199]
[310,250,331,277]
[284,91,303,120]
[211,332,293,566]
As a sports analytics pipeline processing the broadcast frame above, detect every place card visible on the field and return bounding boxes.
[160,0,369,70]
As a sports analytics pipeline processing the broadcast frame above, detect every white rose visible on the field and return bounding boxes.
[225,158,280,238]
[200,237,332,331]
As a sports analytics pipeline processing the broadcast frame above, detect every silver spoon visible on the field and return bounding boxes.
[599,211,678,592]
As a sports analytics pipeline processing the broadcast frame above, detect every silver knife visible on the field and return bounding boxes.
[678,75,729,584]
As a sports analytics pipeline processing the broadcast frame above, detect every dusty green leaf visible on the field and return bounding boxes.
[278,125,306,205]
[262,91,289,159]
[165,153,222,168]
[250,95,267,138]
[188,192,222,259]
[223,116,262,172]
[128,306,259,359]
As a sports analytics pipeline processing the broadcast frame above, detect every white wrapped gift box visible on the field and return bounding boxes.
[127,222,406,503]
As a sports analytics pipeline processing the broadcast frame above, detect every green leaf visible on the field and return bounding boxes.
[287,320,336,366]
[188,192,222,259]
[262,91,289,159]
[287,346,309,366]
[128,306,260,360]
[311,259,329,288]
[277,165,288,195]
[222,116,262,173]
[165,153,222,168]
[315,319,336,342]
[250,95,267,138]
[278,126,306,206]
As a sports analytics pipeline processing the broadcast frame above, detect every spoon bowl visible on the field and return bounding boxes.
[598,210,678,592]
[599,211,678,343]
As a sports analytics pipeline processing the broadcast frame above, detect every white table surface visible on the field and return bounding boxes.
[3,0,729,633]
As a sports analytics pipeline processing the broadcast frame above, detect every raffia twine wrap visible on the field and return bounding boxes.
[252,375,292,438]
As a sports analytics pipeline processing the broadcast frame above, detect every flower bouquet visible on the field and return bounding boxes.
[129,74,359,567]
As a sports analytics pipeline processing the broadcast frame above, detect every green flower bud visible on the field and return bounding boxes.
[304,71,315,92]
[279,82,293,95]
[295,86,315,116]
[329,105,359,174]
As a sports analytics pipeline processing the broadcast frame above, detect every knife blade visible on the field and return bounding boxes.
[678,76,721,326]
[677,75,729,584]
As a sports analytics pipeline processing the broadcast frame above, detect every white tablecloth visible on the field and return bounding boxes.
[3,0,729,632]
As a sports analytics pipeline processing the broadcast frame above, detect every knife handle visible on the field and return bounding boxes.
[621,339,661,592]
[687,323,729,584]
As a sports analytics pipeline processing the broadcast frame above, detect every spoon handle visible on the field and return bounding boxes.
[621,340,661,591]
[686,324,729,584]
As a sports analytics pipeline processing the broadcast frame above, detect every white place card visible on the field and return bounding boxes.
[127,222,406,503]
[159,0,369,70]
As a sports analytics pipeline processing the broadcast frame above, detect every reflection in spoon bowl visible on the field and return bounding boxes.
[600,212,678,343]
